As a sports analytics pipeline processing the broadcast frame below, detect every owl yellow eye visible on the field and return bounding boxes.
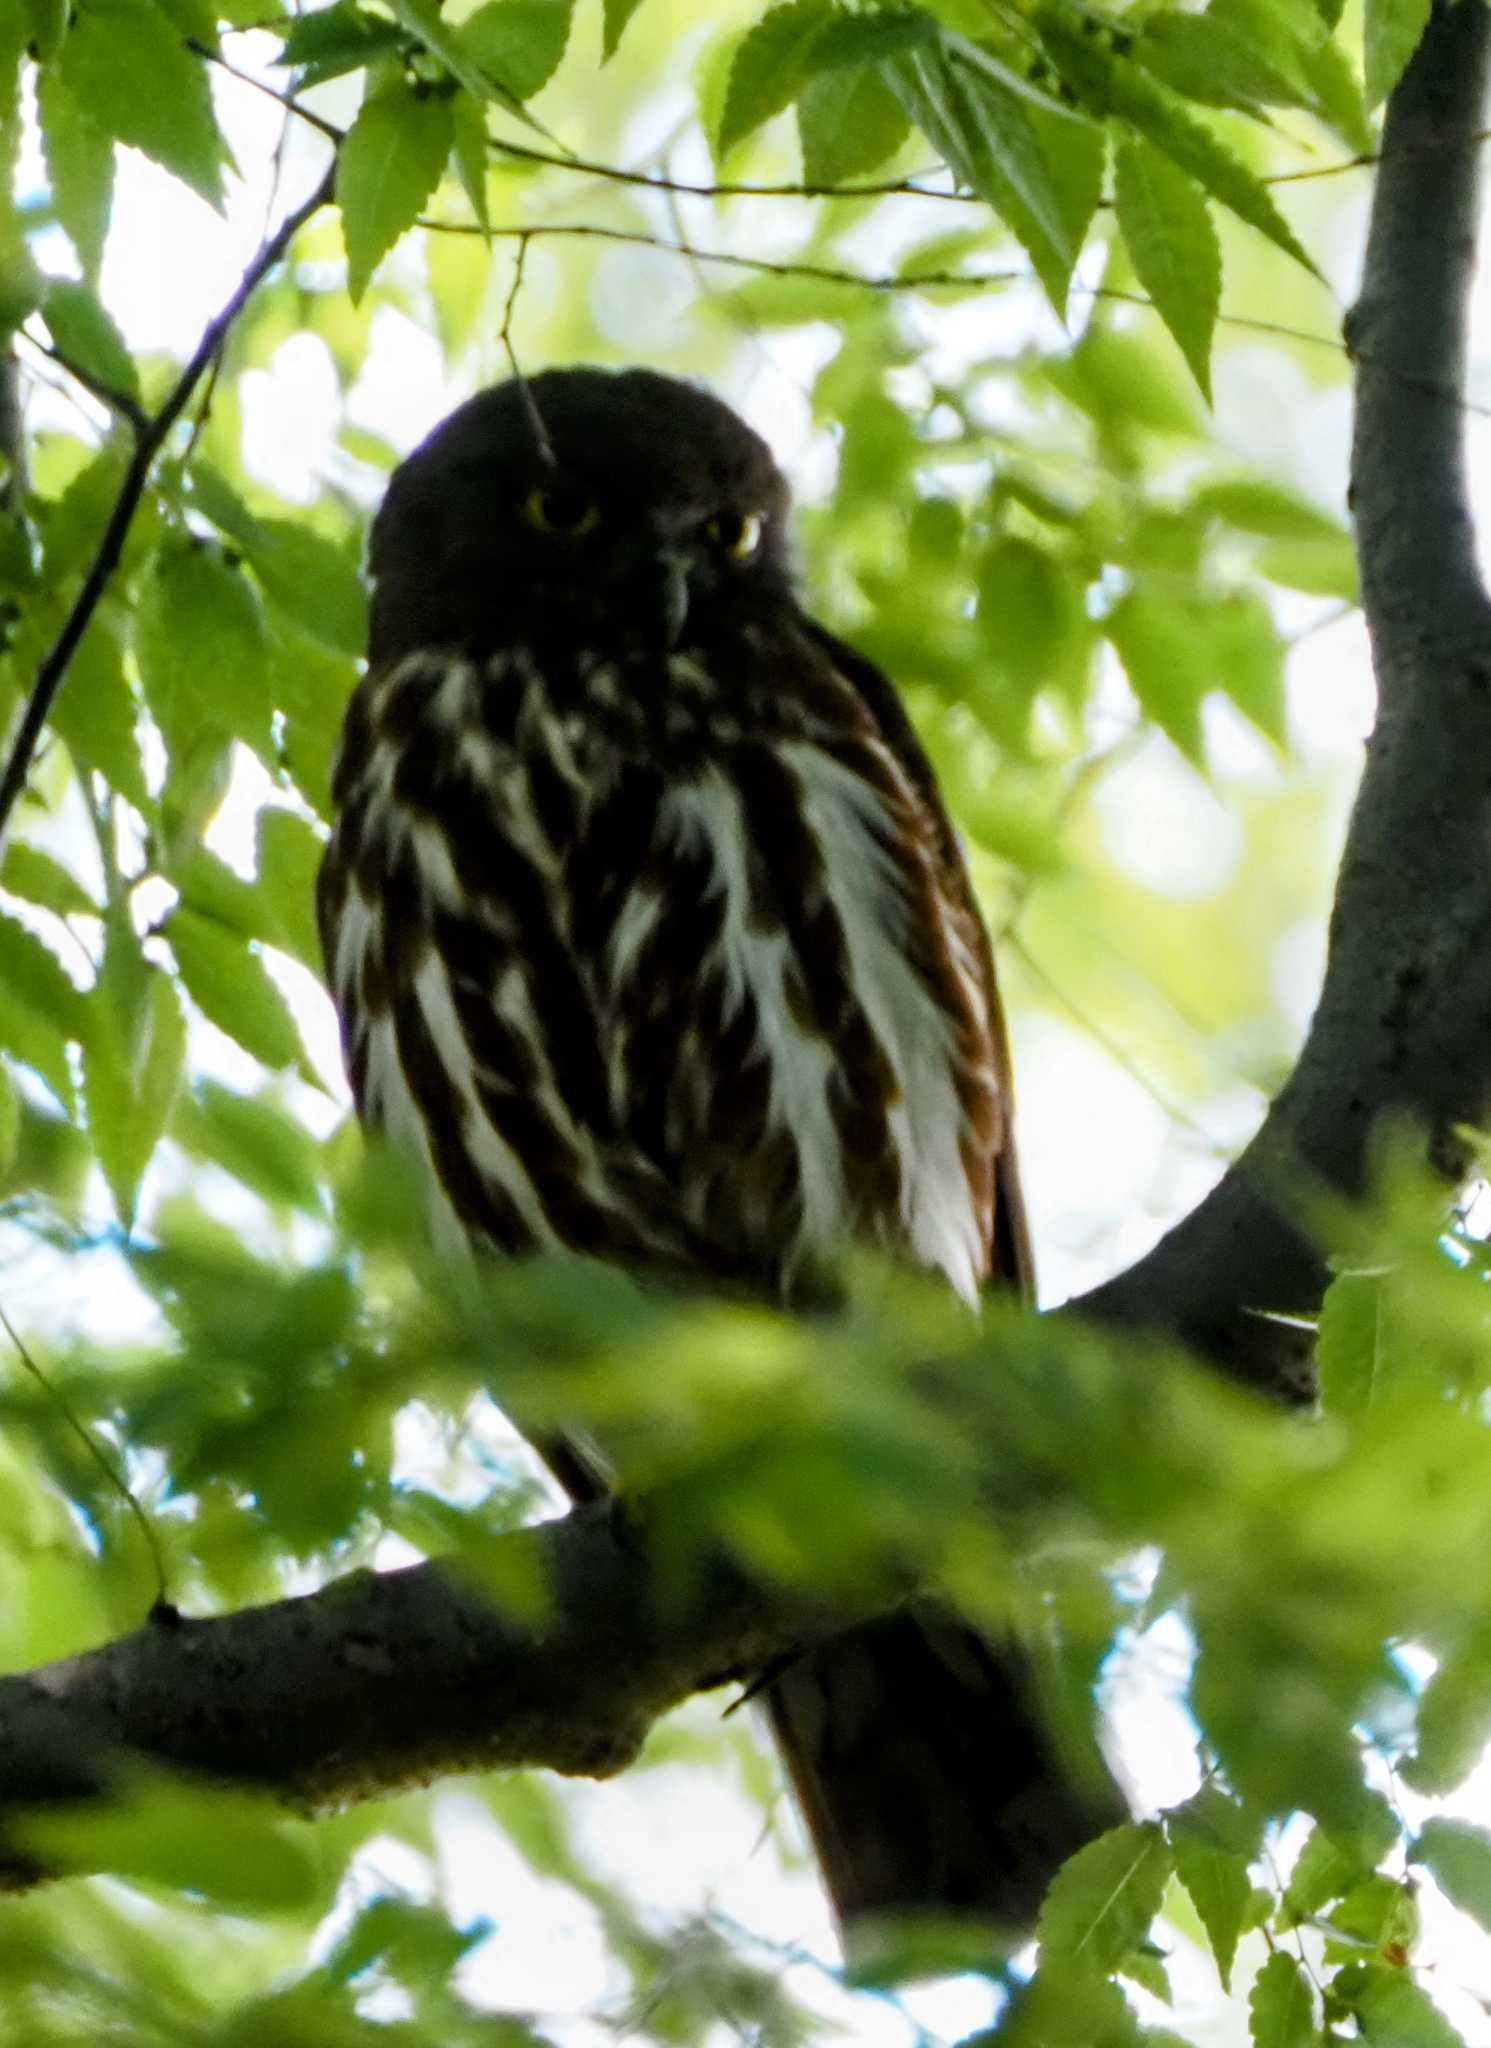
[525,486,601,537]
[705,509,763,560]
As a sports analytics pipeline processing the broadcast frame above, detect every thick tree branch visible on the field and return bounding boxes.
[0,1506,857,1889]
[1076,0,1491,1397]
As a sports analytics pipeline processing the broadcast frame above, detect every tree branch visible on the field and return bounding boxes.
[1076,0,1491,1395]
[0,1507,852,1889]
[0,159,336,854]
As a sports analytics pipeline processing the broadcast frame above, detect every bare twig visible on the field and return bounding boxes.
[0,161,337,852]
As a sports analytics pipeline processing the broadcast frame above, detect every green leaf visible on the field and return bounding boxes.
[276,0,404,85]
[255,807,327,974]
[720,0,834,159]
[173,1080,325,1213]
[169,908,304,1072]
[603,0,648,60]
[1104,587,1210,763]
[57,0,228,210]
[1317,1268,1393,1419]
[1414,1818,1491,1934]
[1248,1953,1315,2048]
[1037,10,1317,278]
[0,909,81,1106]
[1336,1962,1467,2047]
[889,41,1084,311]
[47,614,150,814]
[15,1768,318,1909]
[338,79,453,303]
[24,0,67,61]
[37,70,115,284]
[1364,0,1432,110]
[1205,590,1286,749]
[42,278,141,404]
[797,62,911,183]
[1405,1638,1491,1795]
[450,89,490,231]
[0,1063,19,1173]
[0,842,97,919]
[83,964,186,1227]
[1038,1822,1172,1977]
[135,538,273,762]
[459,0,573,102]
[995,1966,1144,2045]
[1113,134,1218,401]
[1283,1812,1395,1924]
[1168,1788,1257,1992]
[241,519,368,657]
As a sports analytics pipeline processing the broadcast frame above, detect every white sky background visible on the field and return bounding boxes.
[22,23,1491,2047]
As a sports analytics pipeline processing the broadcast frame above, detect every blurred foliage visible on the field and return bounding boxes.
[0,0,1482,2042]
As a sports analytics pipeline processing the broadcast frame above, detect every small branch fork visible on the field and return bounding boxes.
[0,159,337,853]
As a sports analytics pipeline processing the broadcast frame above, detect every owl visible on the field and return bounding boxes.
[318,366,1120,1933]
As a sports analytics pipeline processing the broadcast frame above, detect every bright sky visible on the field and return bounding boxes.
[21,26,1491,2047]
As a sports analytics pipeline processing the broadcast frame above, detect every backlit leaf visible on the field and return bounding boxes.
[1114,134,1219,400]
[1248,1953,1315,2048]
[338,79,454,303]
[58,0,228,209]
[1038,1822,1172,1977]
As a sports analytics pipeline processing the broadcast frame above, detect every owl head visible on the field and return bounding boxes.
[367,367,794,666]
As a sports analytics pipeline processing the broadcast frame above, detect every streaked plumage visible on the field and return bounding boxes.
[319,366,1120,1934]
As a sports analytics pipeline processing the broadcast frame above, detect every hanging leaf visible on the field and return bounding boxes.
[83,964,186,1228]
[42,279,141,405]
[338,79,454,303]
[459,0,573,102]
[169,909,305,1073]
[134,538,274,763]
[1113,134,1219,400]
[36,71,115,285]
[1248,1953,1315,2048]
[1037,1822,1172,1977]
[57,0,229,210]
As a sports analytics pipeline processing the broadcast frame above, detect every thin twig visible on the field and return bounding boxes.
[0,161,337,852]
[498,233,556,469]
[21,333,148,439]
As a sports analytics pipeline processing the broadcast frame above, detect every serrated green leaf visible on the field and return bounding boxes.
[15,1767,318,1909]
[1283,1812,1395,1924]
[47,614,149,814]
[889,41,1082,311]
[169,908,303,1072]
[0,909,81,1106]
[1038,11,1316,278]
[58,0,227,210]
[37,71,114,285]
[1038,1822,1171,1977]
[459,0,572,102]
[602,0,647,59]
[0,842,97,919]
[1318,1268,1390,1419]
[42,279,140,404]
[1206,590,1286,748]
[1414,1818,1491,1934]
[135,538,273,761]
[1364,0,1432,110]
[797,62,910,183]
[83,963,185,1227]
[720,0,834,158]
[450,89,490,231]
[1168,1788,1257,1992]
[338,79,453,303]
[1248,1953,1314,2048]
[1114,134,1218,401]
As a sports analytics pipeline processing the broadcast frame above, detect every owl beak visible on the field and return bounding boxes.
[656,544,692,648]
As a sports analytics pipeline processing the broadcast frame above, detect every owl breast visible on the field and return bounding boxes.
[317,636,1001,1306]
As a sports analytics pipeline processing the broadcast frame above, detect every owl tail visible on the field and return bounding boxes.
[763,1604,1125,1945]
